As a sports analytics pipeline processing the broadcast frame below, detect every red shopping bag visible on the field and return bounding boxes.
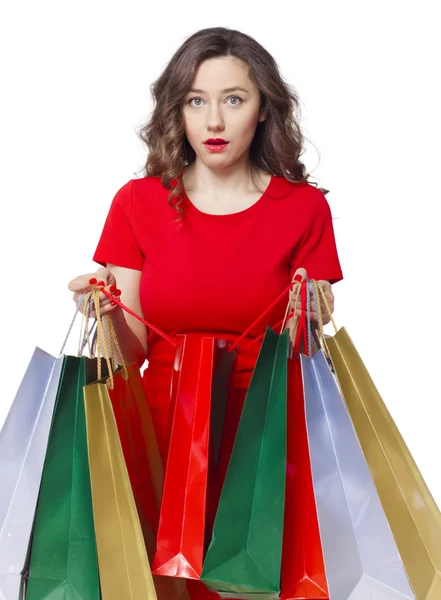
[281,340,329,598]
[152,333,237,580]
[107,364,163,539]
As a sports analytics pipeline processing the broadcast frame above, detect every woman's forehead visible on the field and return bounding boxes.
[191,56,254,90]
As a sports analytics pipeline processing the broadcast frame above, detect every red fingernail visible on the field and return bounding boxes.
[110,301,116,306]
[97,280,105,287]
[114,289,121,297]
[109,284,117,293]
[89,277,97,285]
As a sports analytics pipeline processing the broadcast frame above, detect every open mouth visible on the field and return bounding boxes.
[204,139,229,145]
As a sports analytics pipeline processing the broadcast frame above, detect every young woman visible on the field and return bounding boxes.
[68,26,343,599]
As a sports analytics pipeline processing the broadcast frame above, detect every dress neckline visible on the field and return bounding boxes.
[182,172,276,220]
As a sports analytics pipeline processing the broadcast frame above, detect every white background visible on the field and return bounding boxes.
[1,1,440,502]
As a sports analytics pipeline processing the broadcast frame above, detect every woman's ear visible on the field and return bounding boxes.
[258,97,268,123]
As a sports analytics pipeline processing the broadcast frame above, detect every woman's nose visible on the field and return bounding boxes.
[206,104,225,129]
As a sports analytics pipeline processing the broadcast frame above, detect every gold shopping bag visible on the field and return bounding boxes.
[312,282,441,600]
[107,362,190,600]
[84,377,157,600]
[82,290,157,600]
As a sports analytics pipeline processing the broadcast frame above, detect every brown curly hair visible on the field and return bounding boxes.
[135,26,329,221]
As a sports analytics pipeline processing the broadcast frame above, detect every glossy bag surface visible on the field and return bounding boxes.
[302,349,415,600]
[201,327,289,599]
[280,356,329,600]
[326,327,441,599]
[25,356,100,600]
[0,348,63,600]
[108,364,191,600]
[153,334,237,580]
[84,373,157,600]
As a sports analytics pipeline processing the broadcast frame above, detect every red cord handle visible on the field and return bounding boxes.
[99,288,178,347]
[98,277,299,354]
[227,273,304,353]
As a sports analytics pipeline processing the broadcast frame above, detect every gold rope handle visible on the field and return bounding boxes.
[106,315,129,380]
[107,317,117,372]
[309,279,339,360]
[91,288,129,386]
[77,290,112,364]
[280,268,308,344]
[91,289,114,387]
[311,279,329,359]
[313,280,324,333]
[314,279,338,334]
[77,288,129,388]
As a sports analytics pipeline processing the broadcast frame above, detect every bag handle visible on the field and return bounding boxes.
[311,279,338,334]
[287,278,332,359]
[98,287,179,348]
[95,270,308,355]
[59,291,90,356]
[307,279,339,361]
[81,289,129,389]
[98,284,297,354]
[228,268,307,353]
[77,291,97,357]
[292,280,308,356]
[306,280,313,356]
[58,291,100,358]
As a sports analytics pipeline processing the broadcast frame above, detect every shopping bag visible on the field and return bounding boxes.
[280,355,329,600]
[302,348,415,599]
[208,340,238,477]
[107,362,192,600]
[201,326,289,599]
[324,326,441,599]
[108,363,163,539]
[0,291,101,600]
[205,339,239,551]
[0,349,63,600]
[153,334,237,580]
[84,365,157,600]
[24,355,101,600]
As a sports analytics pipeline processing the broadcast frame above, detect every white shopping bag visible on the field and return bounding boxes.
[302,348,415,600]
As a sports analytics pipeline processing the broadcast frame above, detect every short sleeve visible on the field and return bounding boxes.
[93,180,144,271]
[289,190,343,284]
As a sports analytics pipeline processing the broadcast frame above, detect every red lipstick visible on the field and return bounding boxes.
[203,138,229,152]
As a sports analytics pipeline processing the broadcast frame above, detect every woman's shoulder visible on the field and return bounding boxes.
[281,176,327,197]
[274,176,331,213]
[130,175,171,199]
[131,174,164,189]
[111,175,167,210]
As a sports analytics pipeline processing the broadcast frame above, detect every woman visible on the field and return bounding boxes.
[68,26,343,599]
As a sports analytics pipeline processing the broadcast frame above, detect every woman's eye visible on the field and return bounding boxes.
[228,95,243,106]
[188,97,203,107]
[188,95,243,107]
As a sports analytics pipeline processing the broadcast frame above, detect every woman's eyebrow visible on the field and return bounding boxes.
[188,86,250,94]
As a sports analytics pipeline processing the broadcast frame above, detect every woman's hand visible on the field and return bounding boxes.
[68,266,121,318]
[293,279,335,325]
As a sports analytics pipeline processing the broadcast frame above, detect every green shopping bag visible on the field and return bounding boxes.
[24,356,101,599]
[201,326,289,599]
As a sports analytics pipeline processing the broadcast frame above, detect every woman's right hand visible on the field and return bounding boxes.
[68,266,121,318]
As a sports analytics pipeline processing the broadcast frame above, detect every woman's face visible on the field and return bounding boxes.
[181,56,266,170]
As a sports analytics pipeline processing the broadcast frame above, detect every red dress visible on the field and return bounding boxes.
[93,173,343,599]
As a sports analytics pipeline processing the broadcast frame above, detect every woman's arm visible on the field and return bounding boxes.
[102,264,148,367]
[69,264,148,367]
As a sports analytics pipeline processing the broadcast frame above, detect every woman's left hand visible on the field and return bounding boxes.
[294,280,334,325]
